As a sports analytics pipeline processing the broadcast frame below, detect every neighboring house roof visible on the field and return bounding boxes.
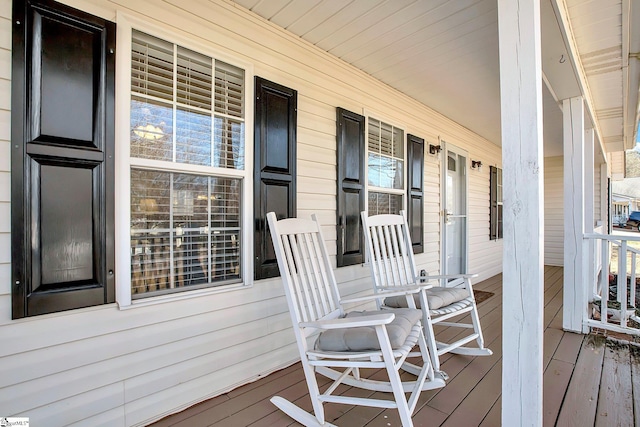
[612,195,634,207]
[611,177,640,199]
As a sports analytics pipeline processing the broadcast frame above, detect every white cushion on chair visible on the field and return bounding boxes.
[384,287,469,310]
[315,308,422,352]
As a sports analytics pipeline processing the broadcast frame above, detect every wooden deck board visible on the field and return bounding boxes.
[321,369,393,425]
[228,363,302,399]
[426,336,502,415]
[631,346,640,427]
[543,359,575,426]
[555,337,605,427]
[543,268,564,305]
[552,331,585,364]
[439,361,501,427]
[172,368,310,427]
[149,267,640,427]
[543,270,564,329]
[436,308,502,381]
[543,327,565,368]
[246,410,301,427]
[434,277,503,368]
[208,378,319,427]
[149,393,231,427]
[478,396,501,427]
[595,343,634,427]
[372,404,449,427]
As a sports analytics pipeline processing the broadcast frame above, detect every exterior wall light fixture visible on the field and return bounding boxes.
[429,144,442,155]
[471,160,483,170]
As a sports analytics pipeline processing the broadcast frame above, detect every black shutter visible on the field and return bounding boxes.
[489,166,502,240]
[490,166,498,240]
[254,77,297,280]
[11,0,115,318]
[407,134,424,254]
[336,108,365,267]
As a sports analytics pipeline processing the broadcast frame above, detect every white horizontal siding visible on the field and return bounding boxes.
[0,13,10,48]
[545,156,564,266]
[467,158,502,280]
[609,151,625,178]
[0,110,8,140]
[414,150,443,275]
[0,0,503,425]
[66,408,125,427]
[0,49,8,77]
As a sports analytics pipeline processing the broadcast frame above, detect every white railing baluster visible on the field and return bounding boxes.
[582,233,640,336]
[600,238,609,301]
[602,239,610,326]
[631,253,637,309]
[620,241,628,328]
[594,236,601,296]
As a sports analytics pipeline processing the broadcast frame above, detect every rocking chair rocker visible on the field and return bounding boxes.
[267,212,445,427]
[361,211,492,376]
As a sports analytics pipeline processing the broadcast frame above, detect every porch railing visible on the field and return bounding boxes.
[584,231,640,335]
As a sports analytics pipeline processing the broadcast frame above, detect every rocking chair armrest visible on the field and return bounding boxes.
[419,273,478,282]
[377,284,432,292]
[300,313,395,329]
[340,287,421,305]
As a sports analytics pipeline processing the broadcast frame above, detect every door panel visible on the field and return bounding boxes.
[37,10,97,144]
[38,162,95,286]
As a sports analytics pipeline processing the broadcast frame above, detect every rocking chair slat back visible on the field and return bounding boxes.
[366,214,417,289]
[268,213,341,324]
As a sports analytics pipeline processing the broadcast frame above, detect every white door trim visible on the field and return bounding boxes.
[440,140,470,279]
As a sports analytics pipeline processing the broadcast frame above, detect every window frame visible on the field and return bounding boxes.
[115,14,255,308]
[364,113,407,216]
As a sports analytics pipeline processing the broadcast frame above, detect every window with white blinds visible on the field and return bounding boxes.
[367,117,405,215]
[129,29,246,297]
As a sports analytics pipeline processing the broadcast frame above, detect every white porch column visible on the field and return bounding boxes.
[585,129,595,295]
[563,97,590,333]
[497,0,544,425]
[601,163,609,230]
[598,163,610,297]
[584,129,594,232]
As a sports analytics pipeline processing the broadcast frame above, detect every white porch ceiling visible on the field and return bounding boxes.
[229,0,639,157]
[564,0,640,153]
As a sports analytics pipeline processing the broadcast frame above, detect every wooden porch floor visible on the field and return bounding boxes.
[150,266,640,426]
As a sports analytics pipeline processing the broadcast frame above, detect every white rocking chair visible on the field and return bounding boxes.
[361,211,492,376]
[266,212,445,427]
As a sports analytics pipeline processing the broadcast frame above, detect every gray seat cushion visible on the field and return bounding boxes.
[384,287,469,310]
[315,308,422,352]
